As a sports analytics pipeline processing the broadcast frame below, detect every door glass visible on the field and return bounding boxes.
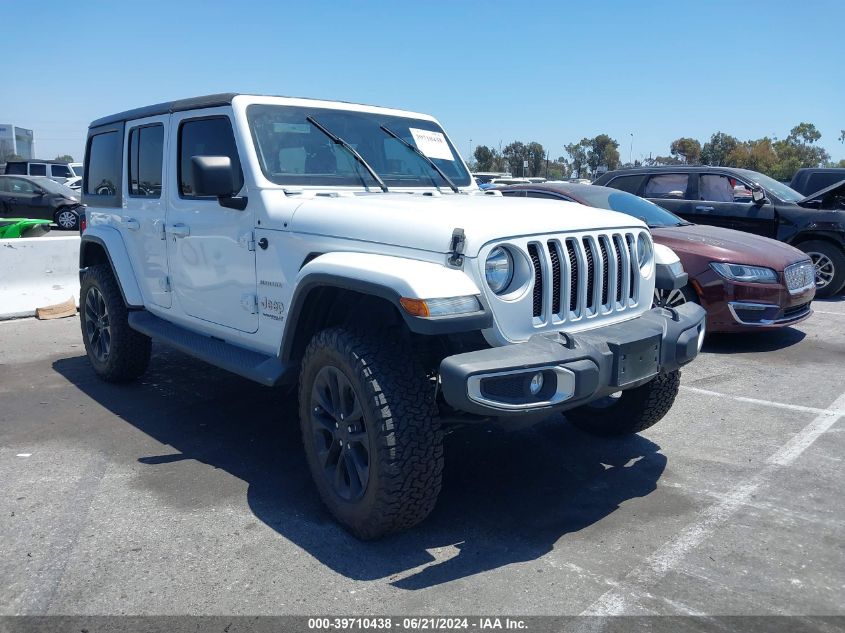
[525,191,564,200]
[8,178,37,193]
[700,174,753,203]
[644,174,688,199]
[51,164,72,178]
[179,117,243,197]
[29,164,47,176]
[128,124,164,197]
[86,131,120,196]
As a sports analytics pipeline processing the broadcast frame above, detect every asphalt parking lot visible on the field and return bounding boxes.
[0,300,843,617]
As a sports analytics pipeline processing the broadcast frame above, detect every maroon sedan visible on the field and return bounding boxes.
[498,183,816,333]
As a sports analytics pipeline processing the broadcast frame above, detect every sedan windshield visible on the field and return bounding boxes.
[246,104,471,188]
[572,186,688,228]
[737,169,804,202]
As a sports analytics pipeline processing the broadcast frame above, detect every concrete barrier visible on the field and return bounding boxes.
[0,235,80,320]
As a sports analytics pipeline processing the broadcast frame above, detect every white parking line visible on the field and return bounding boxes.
[811,310,845,316]
[681,385,845,416]
[577,389,845,617]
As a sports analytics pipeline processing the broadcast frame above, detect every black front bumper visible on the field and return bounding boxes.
[439,303,706,417]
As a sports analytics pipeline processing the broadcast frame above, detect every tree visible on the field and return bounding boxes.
[473,145,497,172]
[725,138,778,174]
[770,122,830,180]
[586,134,620,173]
[525,142,546,177]
[840,130,844,144]
[701,132,739,166]
[669,137,702,164]
[564,139,590,178]
[55,154,74,162]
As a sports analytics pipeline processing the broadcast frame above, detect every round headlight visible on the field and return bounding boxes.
[636,233,653,273]
[485,246,514,294]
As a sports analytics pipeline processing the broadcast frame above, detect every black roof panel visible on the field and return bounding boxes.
[89,93,239,128]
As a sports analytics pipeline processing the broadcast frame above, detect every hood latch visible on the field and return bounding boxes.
[447,228,466,268]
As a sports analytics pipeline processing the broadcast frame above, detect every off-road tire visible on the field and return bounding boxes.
[566,370,681,436]
[797,240,845,298]
[80,264,151,383]
[298,327,443,539]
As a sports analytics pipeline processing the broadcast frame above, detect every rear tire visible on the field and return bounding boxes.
[80,264,151,383]
[298,327,443,539]
[566,370,681,436]
[797,240,845,298]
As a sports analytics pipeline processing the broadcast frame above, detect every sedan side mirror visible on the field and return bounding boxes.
[191,155,247,210]
[751,187,765,205]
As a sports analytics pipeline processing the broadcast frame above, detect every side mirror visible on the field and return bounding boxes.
[751,187,765,204]
[191,156,247,210]
[191,155,235,197]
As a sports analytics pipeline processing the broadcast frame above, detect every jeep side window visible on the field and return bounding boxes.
[699,174,753,203]
[128,124,164,198]
[178,117,243,197]
[29,163,47,176]
[85,131,120,196]
[643,174,689,199]
[4,163,26,175]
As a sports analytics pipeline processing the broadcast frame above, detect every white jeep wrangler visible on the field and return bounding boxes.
[78,93,705,539]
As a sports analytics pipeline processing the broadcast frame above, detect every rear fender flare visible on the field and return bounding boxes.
[79,227,144,307]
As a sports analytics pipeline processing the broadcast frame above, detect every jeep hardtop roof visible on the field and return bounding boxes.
[89,93,426,129]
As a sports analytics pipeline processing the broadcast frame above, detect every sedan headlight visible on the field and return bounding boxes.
[485,246,514,294]
[711,262,778,283]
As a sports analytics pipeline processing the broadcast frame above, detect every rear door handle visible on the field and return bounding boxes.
[695,205,715,212]
[121,216,140,231]
[168,223,190,238]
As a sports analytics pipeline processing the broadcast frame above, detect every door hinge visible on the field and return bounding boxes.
[447,227,466,268]
[241,293,258,314]
[160,276,172,293]
[239,231,256,251]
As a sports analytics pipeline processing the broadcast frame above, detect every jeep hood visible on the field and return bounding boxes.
[285,193,645,257]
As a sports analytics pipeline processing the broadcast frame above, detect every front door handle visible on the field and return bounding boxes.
[695,205,715,212]
[168,223,190,238]
[121,216,140,231]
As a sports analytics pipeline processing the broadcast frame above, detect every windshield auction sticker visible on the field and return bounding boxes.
[409,128,454,161]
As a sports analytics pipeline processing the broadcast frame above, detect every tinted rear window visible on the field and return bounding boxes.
[29,163,47,176]
[86,131,120,196]
[128,124,164,198]
[5,163,26,175]
[606,174,643,194]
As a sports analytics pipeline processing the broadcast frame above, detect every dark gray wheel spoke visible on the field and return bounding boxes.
[347,449,368,493]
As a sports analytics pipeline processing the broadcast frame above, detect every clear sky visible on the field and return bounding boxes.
[3,0,843,165]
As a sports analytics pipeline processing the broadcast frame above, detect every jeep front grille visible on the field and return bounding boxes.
[528,231,640,322]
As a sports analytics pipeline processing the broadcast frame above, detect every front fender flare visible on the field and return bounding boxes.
[80,227,144,307]
[281,252,491,360]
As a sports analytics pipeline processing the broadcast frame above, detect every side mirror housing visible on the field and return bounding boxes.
[191,155,235,197]
[751,187,765,204]
[191,156,247,210]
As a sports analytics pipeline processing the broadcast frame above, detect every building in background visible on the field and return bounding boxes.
[0,124,35,160]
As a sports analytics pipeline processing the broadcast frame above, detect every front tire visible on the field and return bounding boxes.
[797,240,845,298]
[54,207,79,231]
[80,264,151,383]
[565,370,681,436]
[298,327,443,540]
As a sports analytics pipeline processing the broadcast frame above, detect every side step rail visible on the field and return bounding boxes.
[128,311,290,387]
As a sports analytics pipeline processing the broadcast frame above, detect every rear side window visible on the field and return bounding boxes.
[50,164,72,178]
[699,174,753,203]
[5,162,26,175]
[29,163,47,176]
[128,124,164,198]
[605,174,643,194]
[643,174,688,199]
[179,117,243,197]
[86,131,120,196]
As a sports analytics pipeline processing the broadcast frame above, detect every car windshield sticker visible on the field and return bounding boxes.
[409,128,454,161]
[273,123,310,134]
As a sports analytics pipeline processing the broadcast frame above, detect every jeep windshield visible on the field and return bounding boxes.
[246,104,471,189]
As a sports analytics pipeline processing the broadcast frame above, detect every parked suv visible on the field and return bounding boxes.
[789,168,845,196]
[594,166,845,297]
[79,93,705,538]
[4,159,79,184]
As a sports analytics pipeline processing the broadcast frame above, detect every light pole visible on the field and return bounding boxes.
[468,138,472,161]
[629,133,634,165]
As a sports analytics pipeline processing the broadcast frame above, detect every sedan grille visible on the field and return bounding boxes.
[527,231,641,323]
[784,261,815,294]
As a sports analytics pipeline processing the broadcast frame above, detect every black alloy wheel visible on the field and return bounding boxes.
[84,286,111,362]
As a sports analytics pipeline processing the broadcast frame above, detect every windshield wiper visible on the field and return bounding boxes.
[306,116,388,192]
[379,125,459,193]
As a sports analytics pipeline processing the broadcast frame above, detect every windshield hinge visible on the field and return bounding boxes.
[447,228,466,268]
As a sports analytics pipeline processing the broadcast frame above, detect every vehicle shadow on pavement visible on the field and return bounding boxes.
[53,347,666,590]
[702,327,806,354]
